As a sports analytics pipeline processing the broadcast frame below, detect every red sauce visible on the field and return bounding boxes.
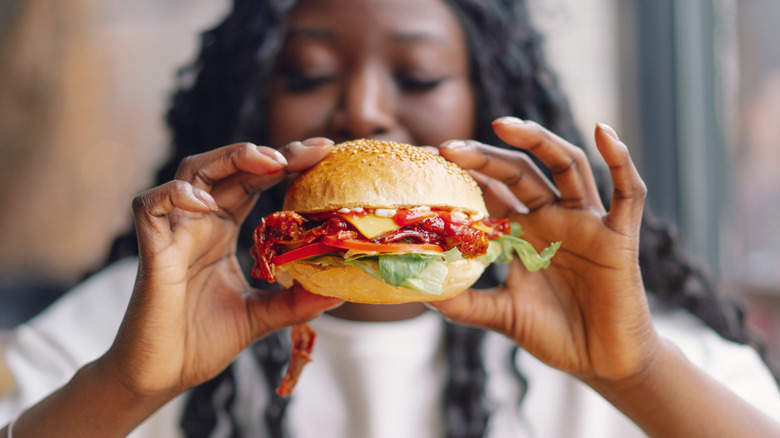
[250,212,357,282]
[250,209,511,282]
[377,210,493,257]
[481,217,511,240]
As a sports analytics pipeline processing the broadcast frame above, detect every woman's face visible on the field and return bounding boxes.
[266,0,475,148]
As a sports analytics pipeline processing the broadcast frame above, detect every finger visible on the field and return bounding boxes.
[491,117,601,209]
[469,171,529,218]
[216,137,336,198]
[246,285,344,338]
[132,180,217,243]
[276,137,335,173]
[439,139,560,211]
[176,142,289,191]
[427,257,533,337]
[210,138,335,222]
[426,286,511,335]
[170,142,288,222]
[595,123,647,234]
[133,180,217,219]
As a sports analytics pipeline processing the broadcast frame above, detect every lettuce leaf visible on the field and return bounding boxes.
[397,259,448,295]
[493,235,560,271]
[379,253,435,287]
[303,253,446,295]
[480,223,561,271]
[299,222,560,295]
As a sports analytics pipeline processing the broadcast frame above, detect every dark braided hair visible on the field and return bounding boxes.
[438,2,583,435]
[98,0,776,436]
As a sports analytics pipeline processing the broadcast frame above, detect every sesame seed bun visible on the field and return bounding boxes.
[278,139,489,304]
[276,258,486,304]
[283,139,488,216]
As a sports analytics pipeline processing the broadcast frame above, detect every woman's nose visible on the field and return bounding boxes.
[333,66,396,139]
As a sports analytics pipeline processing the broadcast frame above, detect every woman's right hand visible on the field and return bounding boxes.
[102,138,343,400]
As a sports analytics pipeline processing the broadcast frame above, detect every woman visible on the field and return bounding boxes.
[2,0,780,436]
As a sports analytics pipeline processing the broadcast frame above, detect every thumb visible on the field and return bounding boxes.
[426,287,511,335]
[245,285,344,339]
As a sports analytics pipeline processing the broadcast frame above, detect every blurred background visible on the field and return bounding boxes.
[1,0,779,368]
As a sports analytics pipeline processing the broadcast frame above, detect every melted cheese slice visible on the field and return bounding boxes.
[342,214,401,239]
[472,223,494,234]
[343,210,490,239]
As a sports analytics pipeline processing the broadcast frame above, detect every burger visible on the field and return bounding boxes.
[250,138,559,304]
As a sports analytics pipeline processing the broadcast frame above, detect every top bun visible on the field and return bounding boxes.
[283,139,488,215]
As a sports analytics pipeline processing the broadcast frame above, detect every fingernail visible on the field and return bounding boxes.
[597,123,620,141]
[492,116,525,126]
[259,148,288,165]
[439,139,469,150]
[193,188,218,211]
[271,149,288,165]
[302,137,334,148]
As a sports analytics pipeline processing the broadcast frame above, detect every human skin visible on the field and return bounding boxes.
[3,0,780,436]
[430,118,780,436]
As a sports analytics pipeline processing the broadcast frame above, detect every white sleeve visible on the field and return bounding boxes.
[489,305,780,438]
[0,258,138,423]
[654,306,780,423]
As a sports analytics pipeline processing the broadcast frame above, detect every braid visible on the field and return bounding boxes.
[180,330,293,437]
[448,0,780,426]
[445,0,583,148]
[174,1,298,436]
[102,0,296,267]
[443,323,489,438]
[251,330,293,438]
[640,214,743,340]
[162,0,297,185]
[639,213,780,384]
[441,0,587,432]
[181,366,240,438]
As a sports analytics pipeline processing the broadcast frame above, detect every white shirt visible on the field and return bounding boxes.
[289,312,448,438]
[2,258,780,437]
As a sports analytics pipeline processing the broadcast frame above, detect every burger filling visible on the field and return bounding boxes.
[251,207,559,296]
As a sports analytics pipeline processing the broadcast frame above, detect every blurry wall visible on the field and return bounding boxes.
[0,0,229,284]
[530,0,620,161]
[0,0,229,326]
[725,0,780,368]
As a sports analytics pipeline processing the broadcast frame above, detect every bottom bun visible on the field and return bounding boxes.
[277,259,486,304]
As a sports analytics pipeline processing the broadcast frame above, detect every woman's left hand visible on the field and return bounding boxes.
[428,117,659,382]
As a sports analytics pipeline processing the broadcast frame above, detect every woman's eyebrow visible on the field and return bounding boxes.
[285,27,450,47]
[391,31,450,46]
[286,26,339,41]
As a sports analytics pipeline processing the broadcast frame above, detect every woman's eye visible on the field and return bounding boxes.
[282,73,338,92]
[396,76,447,92]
